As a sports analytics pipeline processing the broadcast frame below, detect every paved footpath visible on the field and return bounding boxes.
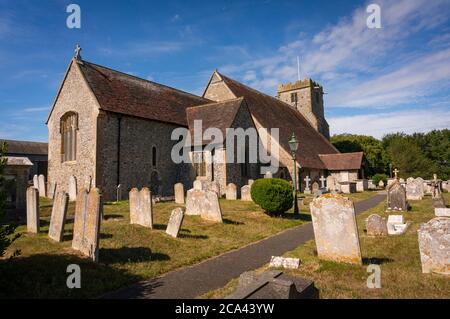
[104,193,386,299]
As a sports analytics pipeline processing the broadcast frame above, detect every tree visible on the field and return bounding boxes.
[0,142,20,257]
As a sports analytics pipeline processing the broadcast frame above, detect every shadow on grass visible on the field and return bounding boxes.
[362,257,394,265]
[0,253,143,298]
[153,224,168,231]
[100,247,170,264]
[103,214,123,220]
[223,218,244,225]
[281,213,311,221]
[178,233,208,240]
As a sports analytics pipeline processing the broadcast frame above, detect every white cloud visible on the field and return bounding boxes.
[329,108,450,139]
[22,107,49,113]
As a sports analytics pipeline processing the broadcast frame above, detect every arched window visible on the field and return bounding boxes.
[152,146,157,166]
[60,112,78,162]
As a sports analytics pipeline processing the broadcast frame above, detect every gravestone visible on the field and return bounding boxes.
[309,194,362,265]
[431,178,446,208]
[68,175,77,201]
[166,207,184,238]
[193,180,203,191]
[387,215,409,235]
[26,186,39,233]
[226,183,237,200]
[406,177,415,184]
[406,178,424,200]
[418,217,450,275]
[386,181,408,211]
[129,187,153,228]
[174,183,185,204]
[241,185,252,201]
[269,256,300,269]
[320,176,326,189]
[47,181,57,199]
[206,180,221,197]
[312,182,319,193]
[38,174,46,197]
[226,271,318,299]
[185,189,223,222]
[435,208,450,217]
[72,188,102,262]
[303,176,311,194]
[33,175,38,189]
[248,179,254,187]
[48,191,69,242]
[387,178,395,187]
[326,176,335,191]
[264,172,273,179]
[365,214,388,236]
[378,180,385,188]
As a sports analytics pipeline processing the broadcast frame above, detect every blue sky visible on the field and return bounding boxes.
[1,0,449,142]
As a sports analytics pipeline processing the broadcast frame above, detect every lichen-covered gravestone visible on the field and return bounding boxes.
[309,194,362,265]
[48,191,69,242]
[226,183,237,200]
[406,178,424,200]
[365,214,388,236]
[129,187,153,228]
[72,188,102,262]
[185,189,222,222]
[241,185,252,201]
[418,217,450,275]
[47,181,57,200]
[174,183,185,204]
[386,180,408,211]
[26,186,39,233]
[166,207,184,238]
[38,174,46,197]
[68,175,77,201]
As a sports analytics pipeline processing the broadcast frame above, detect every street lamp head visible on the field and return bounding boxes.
[288,132,299,154]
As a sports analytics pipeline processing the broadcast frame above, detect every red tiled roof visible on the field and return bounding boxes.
[77,60,210,126]
[319,152,364,170]
[215,72,339,169]
[0,139,48,155]
[186,97,245,145]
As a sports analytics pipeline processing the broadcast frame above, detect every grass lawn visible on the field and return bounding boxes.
[0,191,378,298]
[202,193,450,299]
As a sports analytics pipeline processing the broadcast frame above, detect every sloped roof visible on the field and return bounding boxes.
[319,152,364,171]
[212,72,339,169]
[5,156,33,166]
[0,139,48,155]
[186,97,245,145]
[76,60,210,126]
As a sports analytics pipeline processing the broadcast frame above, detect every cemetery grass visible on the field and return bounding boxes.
[202,193,450,299]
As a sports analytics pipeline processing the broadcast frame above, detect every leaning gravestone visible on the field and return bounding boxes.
[418,217,450,275]
[174,183,185,204]
[72,188,102,262]
[241,185,252,201]
[406,178,424,200]
[38,174,46,197]
[33,175,38,189]
[226,183,237,200]
[129,187,153,228]
[185,189,222,222]
[365,214,388,236]
[47,181,57,199]
[309,194,362,265]
[48,191,69,242]
[166,207,184,238]
[386,181,408,211]
[68,175,77,201]
[26,186,39,233]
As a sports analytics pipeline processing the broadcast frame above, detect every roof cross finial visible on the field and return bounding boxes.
[74,44,82,61]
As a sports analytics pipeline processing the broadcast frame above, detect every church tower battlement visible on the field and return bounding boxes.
[277,79,330,140]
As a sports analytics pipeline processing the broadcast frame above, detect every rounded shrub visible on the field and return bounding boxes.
[250,178,293,216]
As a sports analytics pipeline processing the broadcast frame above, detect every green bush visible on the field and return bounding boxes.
[250,178,293,215]
[372,173,388,187]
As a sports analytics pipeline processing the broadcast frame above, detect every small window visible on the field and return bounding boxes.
[152,146,157,166]
[60,112,78,162]
[193,152,206,177]
[290,92,298,104]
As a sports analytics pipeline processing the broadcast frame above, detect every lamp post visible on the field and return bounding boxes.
[289,133,299,216]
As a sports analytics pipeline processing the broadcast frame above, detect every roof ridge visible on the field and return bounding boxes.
[187,97,244,110]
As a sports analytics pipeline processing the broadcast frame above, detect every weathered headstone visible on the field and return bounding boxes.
[226,183,237,200]
[264,172,273,179]
[166,207,184,238]
[193,179,203,191]
[206,180,221,197]
[435,208,450,217]
[38,174,46,197]
[365,214,388,236]
[33,175,38,189]
[47,181,57,199]
[248,179,254,187]
[378,180,385,188]
[185,189,222,222]
[319,176,326,189]
[48,191,69,242]
[406,177,415,184]
[387,215,409,235]
[26,186,39,233]
[418,217,450,275]
[312,182,319,193]
[72,188,102,262]
[185,189,202,215]
[174,183,185,204]
[386,181,408,211]
[309,194,362,265]
[269,256,300,269]
[68,175,77,201]
[406,178,424,200]
[129,187,153,228]
[241,185,252,201]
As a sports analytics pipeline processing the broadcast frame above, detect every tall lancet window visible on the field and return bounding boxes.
[60,112,78,162]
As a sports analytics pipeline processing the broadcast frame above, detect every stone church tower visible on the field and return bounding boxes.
[277,79,330,139]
